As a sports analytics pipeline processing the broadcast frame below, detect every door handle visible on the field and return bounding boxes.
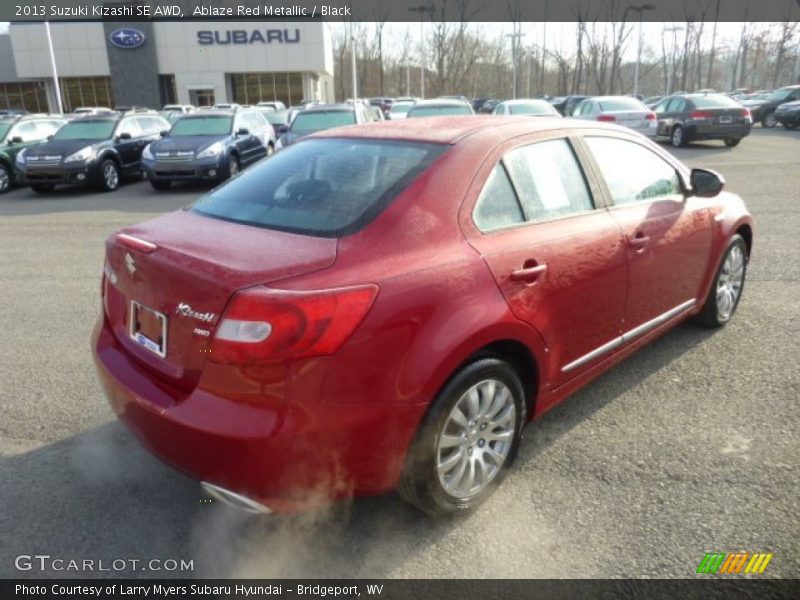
[627,233,650,251]
[510,262,547,283]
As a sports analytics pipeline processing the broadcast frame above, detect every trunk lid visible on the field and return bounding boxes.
[103,210,337,389]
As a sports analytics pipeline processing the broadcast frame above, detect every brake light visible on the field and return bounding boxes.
[210,284,379,364]
[597,115,616,122]
[690,111,712,120]
[645,112,656,120]
[741,108,751,120]
[116,233,158,254]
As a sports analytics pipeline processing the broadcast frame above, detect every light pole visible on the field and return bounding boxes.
[408,4,434,98]
[44,21,64,114]
[664,25,684,96]
[349,20,357,100]
[506,30,526,99]
[629,4,656,97]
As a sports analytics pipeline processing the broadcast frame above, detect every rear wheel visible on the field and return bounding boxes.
[784,121,799,130]
[762,112,777,128]
[671,125,686,147]
[31,183,54,194]
[98,159,120,192]
[724,138,741,147]
[149,179,171,191]
[227,155,239,179]
[398,358,527,517]
[0,163,12,194]
[693,234,748,328]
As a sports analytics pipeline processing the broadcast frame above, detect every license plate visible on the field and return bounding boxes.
[719,116,732,123]
[129,300,167,357]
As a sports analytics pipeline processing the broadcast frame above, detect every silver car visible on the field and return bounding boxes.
[572,96,657,136]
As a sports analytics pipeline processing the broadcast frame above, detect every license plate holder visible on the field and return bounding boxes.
[719,116,733,123]
[129,300,167,358]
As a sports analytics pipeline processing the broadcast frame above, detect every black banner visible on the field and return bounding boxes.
[3,0,800,23]
[3,579,800,600]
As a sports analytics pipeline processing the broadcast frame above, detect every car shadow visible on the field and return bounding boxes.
[0,322,716,579]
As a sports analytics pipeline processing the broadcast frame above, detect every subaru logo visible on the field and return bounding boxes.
[109,28,146,49]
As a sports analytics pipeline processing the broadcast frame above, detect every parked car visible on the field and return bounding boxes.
[158,110,184,126]
[142,108,274,190]
[369,97,394,117]
[0,114,67,194]
[162,104,195,114]
[643,95,663,109]
[406,99,475,118]
[0,109,30,117]
[478,99,501,114]
[16,112,169,193]
[549,95,590,116]
[491,99,561,117]
[652,94,751,147]
[262,109,293,131]
[275,103,371,150]
[774,100,800,129]
[572,96,657,136]
[740,85,800,127]
[93,116,752,516]
[257,101,287,111]
[438,95,471,104]
[72,107,115,116]
[388,100,416,120]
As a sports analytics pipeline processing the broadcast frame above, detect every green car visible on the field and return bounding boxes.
[0,114,67,194]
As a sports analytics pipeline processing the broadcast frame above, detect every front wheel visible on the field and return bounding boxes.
[784,121,799,130]
[227,156,239,179]
[0,163,12,194]
[724,138,741,147]
[671,125,686,148]
[398,358,527,517]
[98,159,120,192]
[693,234,748,328]
[762,112,777,128]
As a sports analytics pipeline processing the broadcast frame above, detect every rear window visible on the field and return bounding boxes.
[170,116,232,136]
[391,103,414,114]
[691,95,742,109]
[191,138,448,237]
[509,102,556,116]
[53,120,115,140]
[291,111,355,134]
[265,111,289,126]
[408,105,472,117]
[598,98,646,111]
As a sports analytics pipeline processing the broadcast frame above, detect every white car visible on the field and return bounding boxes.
[572,96,657,136]
[388,100,416,120]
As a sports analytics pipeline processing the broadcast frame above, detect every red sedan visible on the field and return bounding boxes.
[92,117,753,516]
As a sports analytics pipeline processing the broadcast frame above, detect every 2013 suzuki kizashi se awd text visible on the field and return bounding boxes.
[92,117,753,516]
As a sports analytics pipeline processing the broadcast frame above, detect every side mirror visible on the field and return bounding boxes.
[236,127,250,136]
[47,135,54,141]
[690,168,725,197]
[117,132,132,141]
[277,125,289,134]
[159,130,168,137]
[10,136,23,144]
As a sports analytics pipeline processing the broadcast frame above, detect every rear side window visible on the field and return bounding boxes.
[505,139,594,221]
[473,164,524,231]
[191,138,448,237]
[586,137,682,205]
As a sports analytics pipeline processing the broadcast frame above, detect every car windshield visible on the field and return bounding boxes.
[509,103,555,115]
[53,120,115,140]
[598,98,646,111]
[0,121,12,140]
[191,138,448,237]
[408,105,472,117]
[766,89,794,102]
[290,111,356,134]
[390,103,414,114]
[170,116,232,136]
[265,110,290,126]
[692,95,742,109]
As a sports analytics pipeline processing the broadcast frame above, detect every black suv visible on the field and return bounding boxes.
[17,112,169,193]
[0,114,66,194]
[741,85,800,128]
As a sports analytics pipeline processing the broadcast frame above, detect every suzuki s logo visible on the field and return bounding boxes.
[109,29,146,49]
[124,252,137,276]
[175,303,215,323]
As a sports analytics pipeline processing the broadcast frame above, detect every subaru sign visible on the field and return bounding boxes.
[109,29,146,49]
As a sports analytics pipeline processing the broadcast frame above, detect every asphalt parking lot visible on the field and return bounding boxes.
[0,128,798,580]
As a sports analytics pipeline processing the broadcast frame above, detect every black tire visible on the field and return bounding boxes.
[149,179,171,191]
[724,138,741,147]
[693,234,748,328]
[0,163,12,194]
[761,112,777,128]
[98,159,120,192]
[227,155,239,179]
[784,121,799,130]
[671,125,686,148]
[31,183,54,194]
[398,357,527,517]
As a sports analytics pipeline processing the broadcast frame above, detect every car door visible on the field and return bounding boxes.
[114,117,145,172]
[462,134,628,387]
[653,98,672,137]
[583,135,712,334]
[233,113,258,165]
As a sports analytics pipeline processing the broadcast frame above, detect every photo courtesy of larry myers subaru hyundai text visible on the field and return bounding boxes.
[92,116,753,517]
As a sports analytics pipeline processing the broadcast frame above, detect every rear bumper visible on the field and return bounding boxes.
[684,122,751,141]
[91,314,425,512]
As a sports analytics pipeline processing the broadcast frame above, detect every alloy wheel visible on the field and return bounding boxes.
[436,379,517,499]
[104,162,119,190]
[716,243,745,321]
[229,157,239,177]
[763,113,777,128]
[0,166,9,193]
[671,126,683,147]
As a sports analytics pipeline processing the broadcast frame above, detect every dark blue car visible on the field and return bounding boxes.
[142,108,275,190]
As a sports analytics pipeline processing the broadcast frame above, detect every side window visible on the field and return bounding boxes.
[574,101,586,116]
[10,121,40,142]
[666,98,685,113]
[473,163,525,232]
[586,137,682,205]
[504,138,594,221]
[117,118,142,138]
[654,100,669,115]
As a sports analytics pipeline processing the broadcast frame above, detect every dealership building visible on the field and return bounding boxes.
[0,21,335,112]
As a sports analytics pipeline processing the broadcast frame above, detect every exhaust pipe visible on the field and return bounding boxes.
[201,482,272,515]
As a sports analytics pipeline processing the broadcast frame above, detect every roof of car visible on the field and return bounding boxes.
[414,99,471,107]
[312,115,619,145]
[501,99,553,105]
[302,104,354,113]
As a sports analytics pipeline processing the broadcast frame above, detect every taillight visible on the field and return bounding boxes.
[690,111,712,120]
[741,108,751,119]
[645,112,656,120]
[210,284,379,364]
[597,115,616,122]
